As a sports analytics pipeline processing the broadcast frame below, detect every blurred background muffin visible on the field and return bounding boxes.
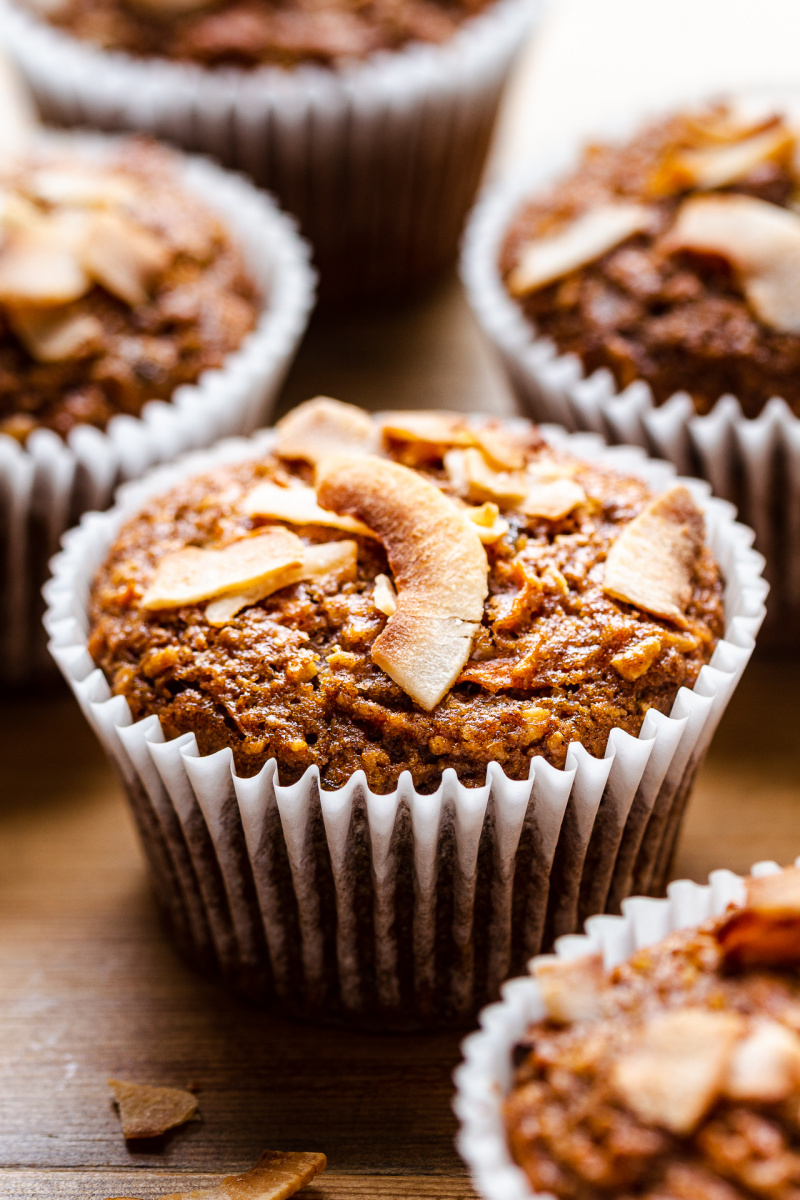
[0,0,543,302]
[463,94,800,646]
[0,127,314,683]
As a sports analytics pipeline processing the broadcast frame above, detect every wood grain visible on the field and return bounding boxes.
[0,1170,478,1199]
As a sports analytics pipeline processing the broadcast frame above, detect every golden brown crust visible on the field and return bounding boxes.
[86,403,724,791]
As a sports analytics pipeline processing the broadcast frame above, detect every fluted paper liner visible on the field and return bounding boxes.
[461,96,800,643]
[44,423,766,1028]
[454,857,797,1200]
[0,0,542,301]
[0,129,315,683]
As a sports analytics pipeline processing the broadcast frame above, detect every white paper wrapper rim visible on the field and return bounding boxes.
[454,857,797,1200]
[42,420,767,1026]
[0,127,315,682]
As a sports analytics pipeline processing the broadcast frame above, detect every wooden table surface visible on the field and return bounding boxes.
[3,3,800,1198]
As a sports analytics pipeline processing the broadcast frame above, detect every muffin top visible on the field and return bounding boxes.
[30,0,495,69]
[88,397,724,792]
[0,139,258,444]
[505,866,800,1200]
[501,100,800,419]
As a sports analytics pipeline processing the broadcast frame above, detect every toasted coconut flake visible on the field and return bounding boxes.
[471,426,524,470]
[26,166,139,209]
[316,455,488,711]
[381,410,474,449]
[83,211,171,307]
[534,954,607,1025]
[520,476,586,520]
[612,1009,744,1135]
[448,447,529,506]
[108,1079,198,1140]
[141,528,304,610]
[205,540,357,626]
[611,636,662,682]
[276,396,378,464]
[603,485,704,627]
[507,203,656,296]
[8,305,103,362]
[717,867,800,970]
[382,412,524,470]
[107,1149,326,1200]
[726,1020,800,1103]
[660,124,796,193]
[0,231,89,305]
[243,481,375,538]
[667,193,800,333]
[464,502,509,544]
[372,573,397,617]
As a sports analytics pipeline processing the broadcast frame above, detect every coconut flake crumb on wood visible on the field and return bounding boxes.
[602,484,704,627]
[105,1149,326,1199]
[316,454,488,712]
[108,1079,199,1139]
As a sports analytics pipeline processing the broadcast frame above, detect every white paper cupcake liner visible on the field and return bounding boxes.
[42,421,766,1028]
[454,856,797,1200]
[461,98,800,645]
[0,128,315,683]
[0,0,541,302]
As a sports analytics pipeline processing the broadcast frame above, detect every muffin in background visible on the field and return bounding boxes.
[0,130,314,683]
[45,398,764,1027]
[0,0,541,302]
[0,139,258,444]
[457,862,800,1200]
[462,95,800,645]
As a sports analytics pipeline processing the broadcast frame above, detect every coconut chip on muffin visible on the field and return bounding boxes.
[505,865,800,1199]
[500,100,800,418]
[87,397,724,791]
[0,139,258,443]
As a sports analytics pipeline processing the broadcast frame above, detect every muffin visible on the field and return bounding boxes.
[457,862,800,1200]
[0,139,258,444]
[0,0,541,301]
[45,397,765,1026]
[462,95,800,643]
[0,130,314,682]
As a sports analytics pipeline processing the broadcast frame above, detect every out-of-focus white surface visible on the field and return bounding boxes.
[494,0,800,169]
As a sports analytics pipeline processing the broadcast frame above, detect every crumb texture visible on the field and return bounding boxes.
[87,407,723,793]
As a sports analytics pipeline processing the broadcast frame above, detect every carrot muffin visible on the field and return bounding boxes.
[500,101,800,419]
[25,0,496,68]
[0,139,258,443]
[505,866,800,1200]
[86,396,724,792]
